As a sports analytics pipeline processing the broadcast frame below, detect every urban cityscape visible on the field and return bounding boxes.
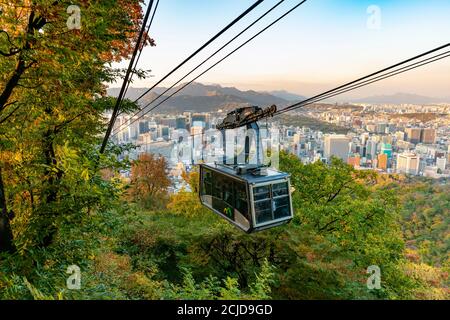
[111,98,450,189]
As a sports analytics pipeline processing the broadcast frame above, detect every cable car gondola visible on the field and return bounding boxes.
[199,163,293,233]
[199,105,294,233]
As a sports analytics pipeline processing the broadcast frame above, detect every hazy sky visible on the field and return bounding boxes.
[116,0,450,99]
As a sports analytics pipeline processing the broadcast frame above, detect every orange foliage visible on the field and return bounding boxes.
[128,153,170,204]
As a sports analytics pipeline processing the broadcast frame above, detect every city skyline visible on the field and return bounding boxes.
[114,0,450,99]
[111,101,450,180]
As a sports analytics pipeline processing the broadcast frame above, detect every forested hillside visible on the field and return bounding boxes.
[0,152,448,299]
[398,179,449,272]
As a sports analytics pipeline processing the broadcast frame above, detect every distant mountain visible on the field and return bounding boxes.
[107,87,166,101]
[267,90,306,102]
[353,93,448,105]
[107,83,290,113]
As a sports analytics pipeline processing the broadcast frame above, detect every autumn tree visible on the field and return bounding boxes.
[129,153,171,209]
[167,168,208,217]
[0,0,153,252]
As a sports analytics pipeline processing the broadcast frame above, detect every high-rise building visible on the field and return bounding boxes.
[158,125,170,140]
[376,123,387,134]
[361,146,367,158]
[350,140,358,153]
[139,121,149,134]
[347,155,361,168]
[381,143,393,159]
[366,124,377,133]
[448,146,450,164]
[405,128,422,144]
[436,157,447,172]
[191,126,204,136]
[366,140,378,160]
[324,135,350,162]
[360,133,370,145]
[161,117,176,128]
[421,128,436,144]
[148,121,157,133]
[395,131,405,142]
[183,112,192,129]
[397,140,414,151]
[192,113,209,128]
[397,153,420,175]
[129,122,139,140]
[147,121,158,141]
[381,135,393,144]
[293,133,304,144]
[285,129,295,138]
[377,153,388,170]
[176,116,187,130]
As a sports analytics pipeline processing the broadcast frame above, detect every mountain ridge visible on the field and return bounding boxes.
[267,90,306,102]
[107,83,295,113]
[107,84,449,112]
[352,92,449,104]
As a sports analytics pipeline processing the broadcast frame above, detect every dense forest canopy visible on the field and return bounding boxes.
[0,2,448,300]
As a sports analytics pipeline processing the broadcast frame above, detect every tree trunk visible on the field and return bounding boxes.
[39,127,63,247]
[0,60,26,113]
[0,11,46,252]
[0,167,15,253]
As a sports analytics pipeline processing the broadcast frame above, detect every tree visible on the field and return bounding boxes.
[0,0,153,252]
[277,152,414,298]
[167,168,207,217]
[129,153,171,209]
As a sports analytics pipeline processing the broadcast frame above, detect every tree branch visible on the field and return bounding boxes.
[326,179,353,203]
[54,111,90,133]
[0,9,45,113]
[0,48,21,57]
[0,102,20,125]
[0,30,20,56]
[318,209,351,233]
[17,80,42,89]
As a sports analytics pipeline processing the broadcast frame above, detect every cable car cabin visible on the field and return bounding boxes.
[199,163,294,233]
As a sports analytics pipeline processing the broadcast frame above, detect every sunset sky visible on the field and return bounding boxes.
[116,0,450,99]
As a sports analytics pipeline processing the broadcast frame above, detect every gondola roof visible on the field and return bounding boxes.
[202,163,290,184]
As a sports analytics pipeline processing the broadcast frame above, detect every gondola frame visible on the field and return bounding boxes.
[199,163,294,233]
